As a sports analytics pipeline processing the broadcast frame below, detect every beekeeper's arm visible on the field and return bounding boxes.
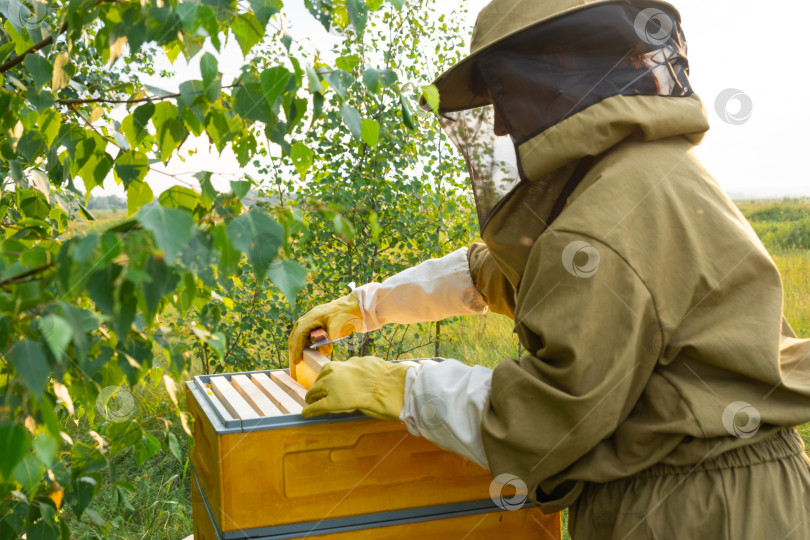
[290,246,499,363]
[397,233,660,480]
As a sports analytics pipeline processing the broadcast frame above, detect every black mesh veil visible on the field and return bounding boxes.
[438,1,693,229]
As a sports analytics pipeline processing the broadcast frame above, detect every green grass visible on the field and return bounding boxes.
[64,381,193,539]
[68,209,128,236]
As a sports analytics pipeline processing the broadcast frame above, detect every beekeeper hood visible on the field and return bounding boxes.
[421,0,694,233]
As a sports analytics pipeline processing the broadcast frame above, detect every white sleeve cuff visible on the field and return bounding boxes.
[399,359,491,469]
[352,247,488,333]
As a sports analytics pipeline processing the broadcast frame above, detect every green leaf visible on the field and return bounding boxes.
[14,455,45,494]
[137,204,194,264]
[154,113,188,165]
[196,171,218,205]
[249,0,281,26]
[340,105,362,141]
[226,208,283,281]
[26,519,58,540]
[121,102,155,146]
[79,203,96,221]
[230,180,251,198]
[305,0,332,30]
[158,186,200,212]
[18,190,50,220]
[38,109,62,147]
[143,255,179,318]
[87,265,121,314]
[152,102,187,163]
[323,70,353,100]
[268,259,307,308]
[367,0,383,10]
[205,107,242,151]
[421,84,440,114]
[39,315,73,360]
[32,433,58,468]
[135,433,161,467]
[24,53,52,88]
[346,0,368,35]
[167,432,182,463]
[305,64,324,94]
[389,0,405,9]
[333,214,356,240]
[126,179,154,217]
[361,118,379,147]
[380,69,398,88]
[233,74,274,124]
[17,131,46,162]
[232,12,264,57]
[25,87,55,111]
[51,52,71,91]
[114,151,149,187]
[400,94,415,131]
[0,421,29,482]
[196,4,220,50]
[335,55,361,71]
[362,67,380,94]
[369,210,381,241]
[10,339,50,397]
[192,327,226,359]
[77,152,114,194]
[289,142,314,179]
[259,66,291,112]
[200,52,218,88]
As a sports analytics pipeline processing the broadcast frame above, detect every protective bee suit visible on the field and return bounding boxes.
[294,0,810,537]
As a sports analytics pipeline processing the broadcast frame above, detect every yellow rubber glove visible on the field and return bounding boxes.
[288,294,363,365]
[302,356,411,421]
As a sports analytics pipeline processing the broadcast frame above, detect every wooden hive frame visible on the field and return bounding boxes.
[185,355,562,539]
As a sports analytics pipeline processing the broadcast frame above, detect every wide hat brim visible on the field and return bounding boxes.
[419,0,681,113]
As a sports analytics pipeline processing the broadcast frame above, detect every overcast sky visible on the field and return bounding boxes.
[100,0,810,200]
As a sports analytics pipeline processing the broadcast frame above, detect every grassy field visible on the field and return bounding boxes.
[66,200,809,539]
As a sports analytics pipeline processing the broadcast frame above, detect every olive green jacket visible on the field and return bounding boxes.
[469,93,810,511]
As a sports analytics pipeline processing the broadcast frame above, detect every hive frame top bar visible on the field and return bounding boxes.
[189,360,444,435]
[190,370,363,434]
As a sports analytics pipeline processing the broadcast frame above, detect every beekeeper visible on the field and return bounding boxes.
[289,0,810,537]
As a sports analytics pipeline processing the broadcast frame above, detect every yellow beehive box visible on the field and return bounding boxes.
[186,360,561,539]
